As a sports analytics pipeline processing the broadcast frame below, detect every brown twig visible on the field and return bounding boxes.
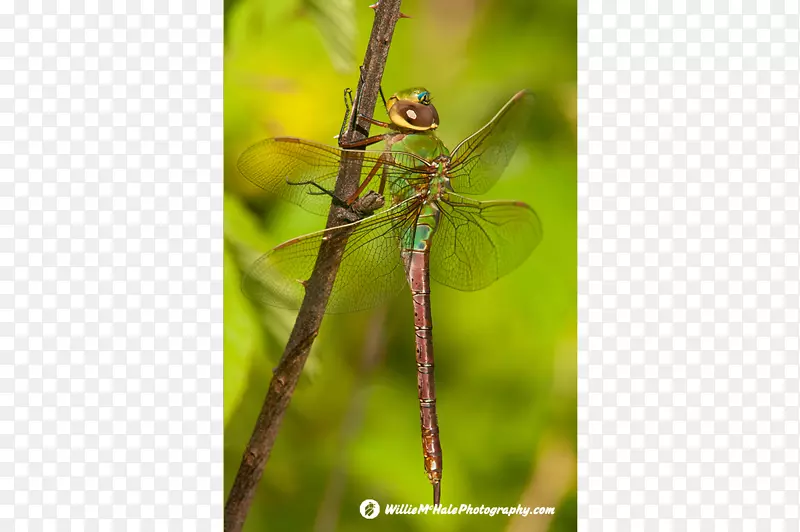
[224,2,405,531]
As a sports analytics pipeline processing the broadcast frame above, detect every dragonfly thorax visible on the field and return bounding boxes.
[425,163,453,203]
[387,131,452,205]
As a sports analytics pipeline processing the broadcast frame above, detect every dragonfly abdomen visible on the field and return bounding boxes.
[403,203,443,504]
[405,249,443,504]
[404,202,440,251]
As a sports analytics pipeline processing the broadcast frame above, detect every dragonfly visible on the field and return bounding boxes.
[237,86,543,505]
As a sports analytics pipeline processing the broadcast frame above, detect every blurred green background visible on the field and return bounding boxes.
[224,0,576,530]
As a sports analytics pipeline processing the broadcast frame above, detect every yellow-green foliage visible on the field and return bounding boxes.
[224,0,576,530]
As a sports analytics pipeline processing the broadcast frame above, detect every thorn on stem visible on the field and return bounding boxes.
[369,2,411,18]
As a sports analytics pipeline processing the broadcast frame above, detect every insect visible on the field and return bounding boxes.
[237,86,542,505]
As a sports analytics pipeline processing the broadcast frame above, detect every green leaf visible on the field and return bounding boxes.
[224,245,266,425]
[304,0,356,73]
[224,193,275,258]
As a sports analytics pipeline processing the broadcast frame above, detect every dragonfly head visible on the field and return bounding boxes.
[387,88,440,131]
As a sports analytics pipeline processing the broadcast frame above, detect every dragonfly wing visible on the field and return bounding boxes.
[242,199,421,313]
[447,90,535,195]
[430,192,543,291]
[238,137,427,216]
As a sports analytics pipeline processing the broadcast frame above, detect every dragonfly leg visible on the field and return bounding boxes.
[356,114,392,128]
[379,86,388,114]
[339,69,392,140]
[288,179,382,221]
[338,87,388,147]
[345,154,385,204]
[349,66,367,134]
[378,159,388,195]
[289,179,346,205]
[338,133,388,150]
[338,87,355,140]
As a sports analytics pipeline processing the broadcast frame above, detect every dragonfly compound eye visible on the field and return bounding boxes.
[389,101,439,131]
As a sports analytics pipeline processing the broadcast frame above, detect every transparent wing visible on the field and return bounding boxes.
[430,192,543,291]
[242,199,422,313]
[237,137,430,216]
[447,90,535,195]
